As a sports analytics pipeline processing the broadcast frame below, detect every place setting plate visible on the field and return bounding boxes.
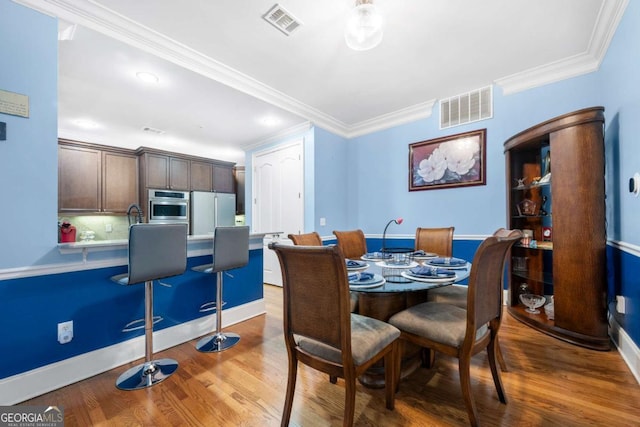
[346,259,369,272]
[401,265,458,283]
[424,257,469,269]
[348,272,385,289]
[411,251,439,261]
[401,271,456,283]
[361,252,392,262]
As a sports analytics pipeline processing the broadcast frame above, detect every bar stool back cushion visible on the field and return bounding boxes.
[212,226,250,272]
[128,223,188,284]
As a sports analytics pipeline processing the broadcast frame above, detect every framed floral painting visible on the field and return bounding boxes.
[409,129,486,191]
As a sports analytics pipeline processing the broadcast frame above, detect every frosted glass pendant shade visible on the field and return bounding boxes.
[345,1,384,51]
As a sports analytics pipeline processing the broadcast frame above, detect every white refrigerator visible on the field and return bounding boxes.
[190,191,237,235]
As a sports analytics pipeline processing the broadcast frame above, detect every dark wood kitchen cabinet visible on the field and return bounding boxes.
[504,107,608,350]
[213,163,234,193]
[58,143,101,212]
[142,153,190,191]
[102,152,139,212]
[191,160,213,191]
[58,140,138,213]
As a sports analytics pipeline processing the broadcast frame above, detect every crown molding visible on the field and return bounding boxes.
[345,99,436,138]
[495,0,628,95]
[243,121,312,151]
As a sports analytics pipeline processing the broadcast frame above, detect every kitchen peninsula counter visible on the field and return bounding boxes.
[57,232,281,258]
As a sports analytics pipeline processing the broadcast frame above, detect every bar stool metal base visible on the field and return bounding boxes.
[116,358,179,390]
[196,332,240,352]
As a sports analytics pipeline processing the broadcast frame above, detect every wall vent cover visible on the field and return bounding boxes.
[262,4,302,35]
[142,126,165,134]
[440,85,493,129]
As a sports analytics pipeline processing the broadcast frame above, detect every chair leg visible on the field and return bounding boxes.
[421,347,436,368]
[458,355,480,427]
[488,337,507,404]
[330,375,338,384]
[281,357,298,427]
[496,336,508,372]
[384,342,397,410]
[116,280,178,390]
[343,373,356,427]
[196,271,240,352]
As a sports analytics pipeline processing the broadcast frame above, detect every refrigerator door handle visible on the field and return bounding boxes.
[214,195,218,227]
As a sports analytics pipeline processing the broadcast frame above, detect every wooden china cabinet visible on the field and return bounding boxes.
[504,107,609,350]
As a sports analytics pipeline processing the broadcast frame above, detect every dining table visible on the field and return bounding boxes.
[346,250,471,388]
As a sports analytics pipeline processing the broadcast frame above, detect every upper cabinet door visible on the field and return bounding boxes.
[58,145,102,212]
[213,164,234,193]
[102,152,138,212]
[190,160,213,191]
[169,157,190,190]
[145,154,169,189]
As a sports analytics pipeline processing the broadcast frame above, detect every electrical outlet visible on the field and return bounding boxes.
[616,296,626,314]
[105,223,112,233]
[58,321,73,344]
[320,217,326,226]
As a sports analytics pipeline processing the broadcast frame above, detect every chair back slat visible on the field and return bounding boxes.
[466,230,522,330]
[333,229,367,259]
[415,227,454,257]
[288,232,322,246]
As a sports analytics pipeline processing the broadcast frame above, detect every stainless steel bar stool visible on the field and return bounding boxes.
[192,226,249,352]
[111,223,188,390]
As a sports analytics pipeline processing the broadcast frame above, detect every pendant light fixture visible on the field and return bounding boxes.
[344,0,384,51]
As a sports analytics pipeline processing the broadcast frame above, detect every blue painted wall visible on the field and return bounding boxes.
[0,250,263,379]
[599,0,640,344]
[0,1,58,269]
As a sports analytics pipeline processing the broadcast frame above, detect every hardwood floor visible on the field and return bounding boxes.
[24,285,640,426]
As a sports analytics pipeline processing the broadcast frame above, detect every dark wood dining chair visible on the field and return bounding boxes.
[414,226,454,257]
[388,229,522,427]
[288,231,359,313]
[288,231,322,246]
[426,228,513,371]
[269,243,400,427]
[332,229,368,259]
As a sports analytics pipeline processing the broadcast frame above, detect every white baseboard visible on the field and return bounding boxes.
[609,315,640,384]
[0,299,266,405]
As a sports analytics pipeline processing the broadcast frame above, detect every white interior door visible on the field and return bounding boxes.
[253,140,304,286]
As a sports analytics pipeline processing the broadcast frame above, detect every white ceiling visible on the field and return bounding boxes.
[16,0,627,165]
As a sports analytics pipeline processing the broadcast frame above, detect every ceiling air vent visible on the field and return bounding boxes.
[262,4,302,36]
[440,85,493,129]
[142,126,165,135]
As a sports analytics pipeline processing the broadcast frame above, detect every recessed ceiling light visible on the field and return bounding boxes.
[72,119,99,129]
[136,71,159,84]
[262,117,281,126]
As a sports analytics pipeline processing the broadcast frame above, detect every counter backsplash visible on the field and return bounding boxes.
[58,214,130,242]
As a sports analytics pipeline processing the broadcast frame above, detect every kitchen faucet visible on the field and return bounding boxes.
[127,203,144,225]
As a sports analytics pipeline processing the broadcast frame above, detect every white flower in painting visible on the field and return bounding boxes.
[440,137,478,175]
[417,148,447,182]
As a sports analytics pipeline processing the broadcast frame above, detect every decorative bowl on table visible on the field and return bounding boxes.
[519,293,546,314]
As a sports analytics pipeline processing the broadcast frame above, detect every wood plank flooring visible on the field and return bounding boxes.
[23,285,640,426]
